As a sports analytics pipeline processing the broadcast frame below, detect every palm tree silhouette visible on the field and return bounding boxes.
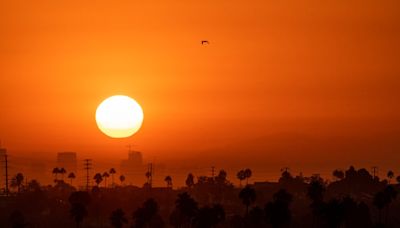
[93,173,103,187]
[52,167,60,181]
[185,173,195,188]
[9,210,27,228]
[194,204,225,228]
[68,172,76,186]
[215,169,227,185]
[59,167,67,181]
[109,168,116,187]
[119,175,125,186]
[69,191,91,228]
[324,198,345,228]
[265,189,293,228]
[103,172,110,188]
[236,170,246,187]
[244,168,252,184]
[11,173,24,193]
[307,179,326,228]
[239,185,256,216]
[133,198,164,228]
[164,176,172,188]
[373,191,387,226]
[110,208,128,228]
[170,192,198,227]
[387,170,394,183]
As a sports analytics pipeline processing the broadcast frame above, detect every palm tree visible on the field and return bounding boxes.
[69,191,91,228]
[59,167,67,181]
[133,198,164,228]
[185,173,195,188]
[236,170,246,187]
[194,204,225,228]
[170,192,198,228]
[109,168,116,187]
[215,169,227,185]
[9,210,27,228]
[373,191,387,226]
[68,172,76,185]
[164,176,172,188]
[244,168,252,184]
[387,170,394,183]
[110,208,128,228]
[239,185,256,216]
[396,175,400,185]
[265,189,293,228]
[103,172,110,188]
[307,179,326,228]
[52,167,60,181]
[94,173,103,187]
[70,203,87,228]
[119,175,125,186]
[11,173,24,193]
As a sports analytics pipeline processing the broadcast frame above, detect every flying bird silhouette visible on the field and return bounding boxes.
[201,40,209,45]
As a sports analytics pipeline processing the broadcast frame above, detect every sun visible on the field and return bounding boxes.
[95,95,144,138]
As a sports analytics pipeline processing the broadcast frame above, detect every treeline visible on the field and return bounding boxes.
[1,166,400,227]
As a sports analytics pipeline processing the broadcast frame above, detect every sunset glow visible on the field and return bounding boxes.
[95,95,144,138]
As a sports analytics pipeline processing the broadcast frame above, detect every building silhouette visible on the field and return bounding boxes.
[120,150,144,185]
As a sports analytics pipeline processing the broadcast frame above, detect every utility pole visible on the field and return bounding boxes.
[5,154,9,196]
[83,159,92,191]
[372,166,378,179]
[211,166,215,178]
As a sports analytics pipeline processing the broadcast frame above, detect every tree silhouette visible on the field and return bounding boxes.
[133,198,164,228]
[110,168,116,187]
[52,167,60,181]
[94,173,103,187]
[265,189,293,228]
[59,167,67,181]
[244,168,252,184]
[324,198,345,228]
[193,204,225,228]
[387,170,394,183]
[119,175,125,186]
[307,179,326,227]
[332,169,344,181]
[165,176,173,188]
[186,173,195,188]
[239,185,256,216]
[236,170,246,187]
[103,172,110,188]
[69,191,91,228]
[215,170,227,185]
[373,191,387,226]
[110,208,128,228]
[248,206,265,227]
[68,172,76,186]
[170,192,198,228]
[9,210,28,228]
[11,173,24,193]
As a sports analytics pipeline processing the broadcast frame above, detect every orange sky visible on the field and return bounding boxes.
[1,0,400,178]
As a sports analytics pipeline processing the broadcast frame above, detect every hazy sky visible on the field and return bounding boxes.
[1,0,399,177]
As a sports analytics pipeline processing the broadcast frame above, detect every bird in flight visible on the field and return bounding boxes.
[201,40,209,45]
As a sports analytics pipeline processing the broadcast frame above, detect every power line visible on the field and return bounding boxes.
[83,159,92,191]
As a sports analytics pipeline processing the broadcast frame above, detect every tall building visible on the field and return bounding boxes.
[57,152,77,174]
[120,150,144,185]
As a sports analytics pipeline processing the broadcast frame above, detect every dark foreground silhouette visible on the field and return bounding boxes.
[1,166,400,227]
